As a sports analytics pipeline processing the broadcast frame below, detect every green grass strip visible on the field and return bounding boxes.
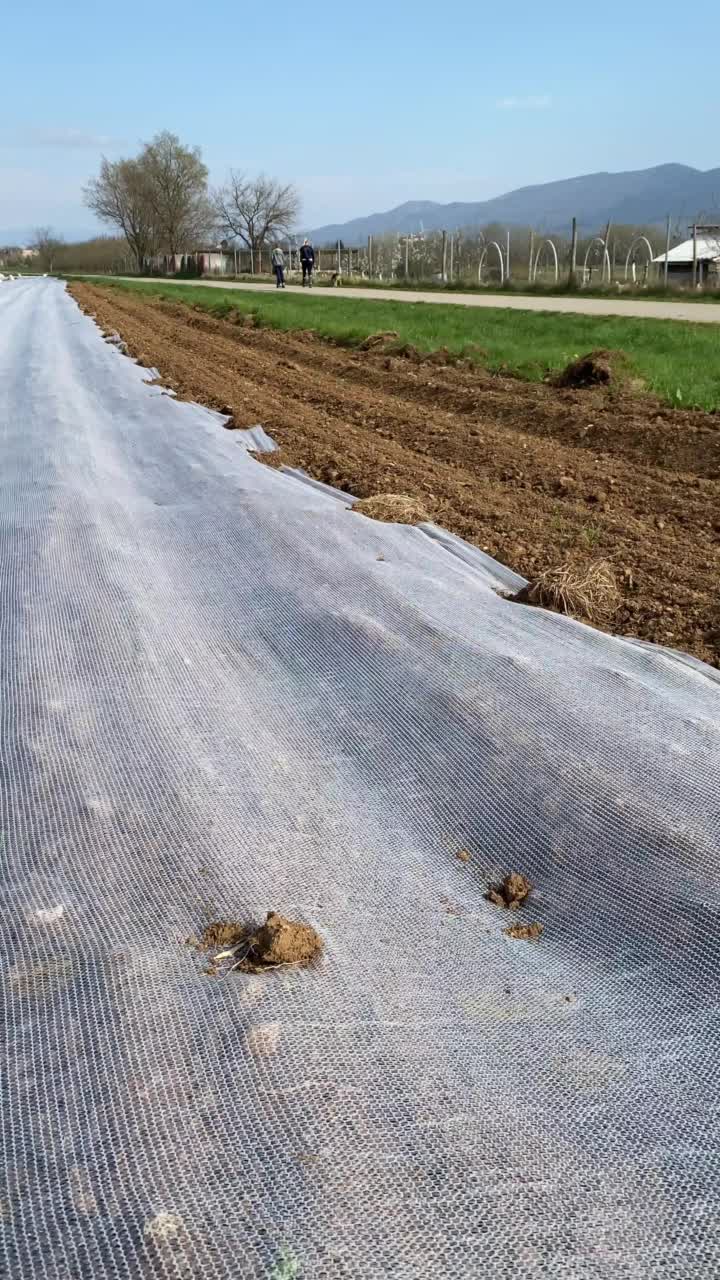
[77,277,720,411]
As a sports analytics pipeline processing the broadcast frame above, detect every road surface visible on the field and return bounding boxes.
[129,273,720,323]
[1,277,719,1280]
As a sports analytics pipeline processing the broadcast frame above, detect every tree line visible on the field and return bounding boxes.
[83,131,300,272]
[12,127,683,283]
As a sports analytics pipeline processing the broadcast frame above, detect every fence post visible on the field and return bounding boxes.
[692,223,698,288]
[337,239,341,276]
[663,215,670,288]
[449,234,454,282]
[404,236,409,280]
[441,230,447,281]
[505,229,510,281]
[529,230,535,282]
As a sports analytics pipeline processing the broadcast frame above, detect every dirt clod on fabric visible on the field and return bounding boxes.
[237,912,323,972]
[486,872,532,909]
[504,922,544,940]
[456,848,471,862]
[193,920,246,951]
[251,449,287,470]
[353,493,429,525]
[553,350,614,389]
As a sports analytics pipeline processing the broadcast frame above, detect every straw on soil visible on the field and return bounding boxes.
[353,493,429,525]
[513,559,621,624]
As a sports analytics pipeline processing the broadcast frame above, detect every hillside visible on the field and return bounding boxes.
[309,163,720,244]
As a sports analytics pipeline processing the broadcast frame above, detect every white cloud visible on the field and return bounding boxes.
[7,127,123,150]
[496,95,551,111]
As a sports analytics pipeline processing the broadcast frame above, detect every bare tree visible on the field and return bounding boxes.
[214,173,300,269]
[30,227,65,272]
[84,132,210,270]
[141,131,211,256]
[84,157,157,272]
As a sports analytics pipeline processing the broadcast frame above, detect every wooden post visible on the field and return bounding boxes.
[505,229,511,281]
[337,239,341,276]
[664,216,670,288]
[692,223,698,288]
[368,235,373,277]
[404,235,409,279]
[569,217,578,287]
[441,230,447,281]
[529,229,535,283]
[449,234,454,282]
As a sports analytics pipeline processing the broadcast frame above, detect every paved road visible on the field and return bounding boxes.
[129,273,720,323]
[2,277,720,1279]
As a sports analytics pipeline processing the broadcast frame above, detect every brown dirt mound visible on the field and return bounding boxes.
[353,493,429,524]
[239,912,323,971]
[359,330,399,351]
[513,559,620,624]
[486,872,532,910]
[553,349,614,389]
[504,922,544,940]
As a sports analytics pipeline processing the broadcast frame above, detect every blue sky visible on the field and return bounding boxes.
[0,0,715,241]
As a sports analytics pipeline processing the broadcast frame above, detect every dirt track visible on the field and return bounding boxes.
[122,274,720,325]
[70,282,720,667]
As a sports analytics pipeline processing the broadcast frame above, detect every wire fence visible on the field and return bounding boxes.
[61,218,720,291]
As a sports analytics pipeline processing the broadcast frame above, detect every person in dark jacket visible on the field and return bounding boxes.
[271,246,285,288]
[300,239,315,286]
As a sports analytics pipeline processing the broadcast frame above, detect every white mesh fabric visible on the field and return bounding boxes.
[1,279,719,1279]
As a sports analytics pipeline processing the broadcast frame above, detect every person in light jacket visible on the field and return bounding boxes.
[300,240,315,286]
[271,246,286,289]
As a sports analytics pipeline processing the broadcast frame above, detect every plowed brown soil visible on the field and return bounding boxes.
[70,282,720,667]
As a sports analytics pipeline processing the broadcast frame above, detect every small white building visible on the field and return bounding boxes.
[653,235,720,286]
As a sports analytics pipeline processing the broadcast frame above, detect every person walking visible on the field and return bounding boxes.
[271,245,286,289]
[300,239,315,287]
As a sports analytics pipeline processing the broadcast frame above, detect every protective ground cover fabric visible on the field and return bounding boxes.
[1,279,719,1280]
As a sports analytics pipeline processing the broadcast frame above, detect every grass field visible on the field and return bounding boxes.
[81,277,720,410]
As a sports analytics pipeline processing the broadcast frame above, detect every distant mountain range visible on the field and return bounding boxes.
[308,164,720,245]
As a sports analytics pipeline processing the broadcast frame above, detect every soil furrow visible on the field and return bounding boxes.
[70,282,720,666]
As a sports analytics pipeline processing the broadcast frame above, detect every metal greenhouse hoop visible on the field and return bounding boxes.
[583,237,611,284]
[478,241,505,285]
[624,236,654,281]
[531,239,559,283]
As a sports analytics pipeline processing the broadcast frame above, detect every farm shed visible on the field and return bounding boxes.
[653,235,720,286]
